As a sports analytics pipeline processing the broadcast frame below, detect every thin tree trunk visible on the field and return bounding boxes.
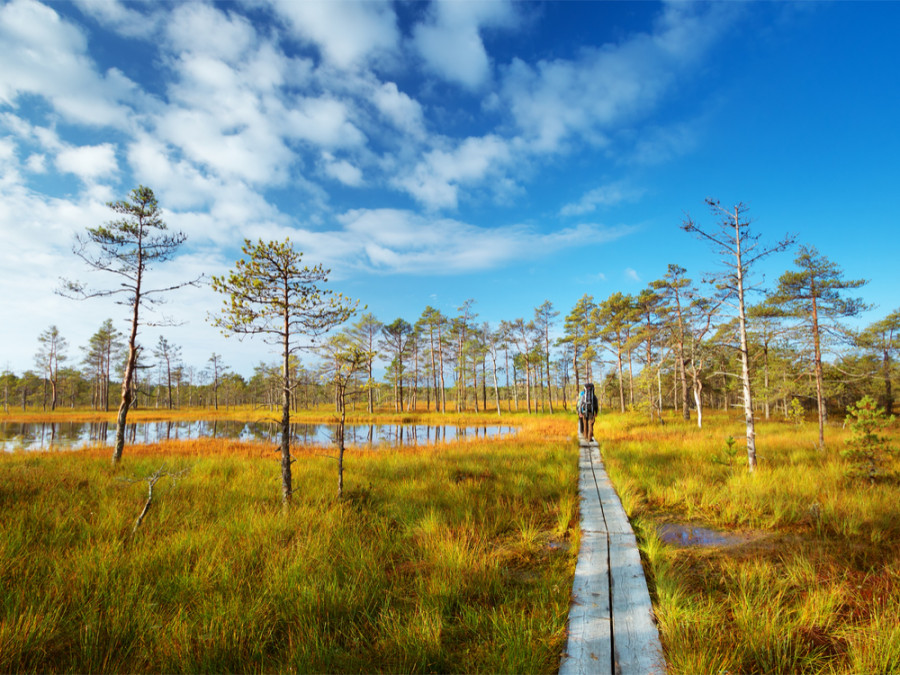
[616,343,625,413]
[113,276,141,464]
[734,218,758,471]
[280,293,293,505]
[811,290,826,450]
[437,323,446,414]
[883,346,893,414]
[337,384,346,499]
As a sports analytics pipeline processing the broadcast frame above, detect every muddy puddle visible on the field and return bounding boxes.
[657,523,758,548]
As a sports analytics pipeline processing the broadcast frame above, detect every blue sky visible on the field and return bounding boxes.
[1,0,898,377]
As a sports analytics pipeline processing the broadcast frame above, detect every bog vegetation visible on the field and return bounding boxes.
[596,410,900,674]
[2,188,899,671]
[0,416,578,673]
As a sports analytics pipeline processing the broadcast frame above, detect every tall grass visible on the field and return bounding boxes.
[598,410,900,674]
[0,428,578,673]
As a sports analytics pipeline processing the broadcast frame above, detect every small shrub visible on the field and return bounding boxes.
[787,398,805,426]
[842,395,896,484]
[712,435,739,467]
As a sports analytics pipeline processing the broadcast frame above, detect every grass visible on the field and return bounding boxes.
[0,415,579,673]
[596,410,900,675]
[8,404,897,673]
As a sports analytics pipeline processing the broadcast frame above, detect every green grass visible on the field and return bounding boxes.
[0,433,578,673]
[596,410,900,675]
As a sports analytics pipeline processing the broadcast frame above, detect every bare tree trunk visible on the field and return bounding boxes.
[693,380,703,428]
[811,291,826,449]
[525,364,531,414]
[280,302,293,505]
[437,323,446,414]
[763,343,771,421]
[616,347,625,413]
[512,360,519,411]
[734,221,758,470]
[412,337,419,412]
[883,346,894,414]
[544,329,554,414]
[113,281,141,464]
[489,349,501,416]
[627,347,635,408]
[472,361,479,413]
[337,384,346,499]
[504,346,512,412]
[429,326,437,413]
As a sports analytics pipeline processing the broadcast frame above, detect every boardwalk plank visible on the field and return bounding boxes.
[590,449,632,535]
[562,438,666,675]
[609,532,666,675]
[559,532,613,675]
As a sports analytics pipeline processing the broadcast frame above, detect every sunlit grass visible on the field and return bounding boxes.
[0,417,578,673]
[598,409,900,675]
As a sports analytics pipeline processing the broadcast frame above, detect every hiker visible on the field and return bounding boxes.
[577,383,599,442]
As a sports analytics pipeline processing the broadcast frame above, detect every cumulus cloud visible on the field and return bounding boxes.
[412,0,517,90]
[372,82,425,138]
[166,4,256,63]
[395,134,513,210]
[71,0,163,39]
[55,143,118,182]
[268,0,399,69]
[322,153,364,186]
[0,0,137,127]
[284,97,367,149]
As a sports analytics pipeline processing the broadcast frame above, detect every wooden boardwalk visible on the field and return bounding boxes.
[559,438,666,675]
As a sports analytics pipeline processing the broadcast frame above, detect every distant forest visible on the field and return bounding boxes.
[8,251,896,424]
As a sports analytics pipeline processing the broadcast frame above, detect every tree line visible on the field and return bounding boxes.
[2,188,897,478]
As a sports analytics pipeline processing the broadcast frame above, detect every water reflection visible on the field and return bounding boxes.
[0,420,518,452]
[657,523,752,548]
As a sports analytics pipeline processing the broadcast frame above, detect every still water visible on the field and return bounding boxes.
[1,420,518,452]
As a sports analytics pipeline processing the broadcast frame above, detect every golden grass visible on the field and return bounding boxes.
[0,412,579,673]
[595,409,900,674]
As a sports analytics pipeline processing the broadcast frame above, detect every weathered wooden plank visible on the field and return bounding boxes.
[566,437,666,675]
[590,448,633,535]
[559,531,613,675]
[578,443,607,534]
[609,532,666,675]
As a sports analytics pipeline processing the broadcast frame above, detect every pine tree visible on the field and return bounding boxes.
[60,186,196,463]
[771,245,869,450]
[210,238,356,505]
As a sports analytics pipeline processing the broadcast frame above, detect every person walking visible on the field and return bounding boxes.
[577,383,598,442]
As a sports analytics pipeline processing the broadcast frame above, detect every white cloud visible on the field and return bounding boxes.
[166,4,256,63]
[334,208,637,274]
[498,2,733,153]
[322,153,364,187]
[0,0,136,127]
[625,268,641,282]
[284,97,367,149]
[55,143,118,182]
[71,0,162,39]
[25,154,47,173]
[372,82,425,138]
[412,0,517,90]
[269,0,399,69]
[395,134,513,210]
[560,181,645,217]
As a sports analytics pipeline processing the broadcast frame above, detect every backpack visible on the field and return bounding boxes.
[580,384,596,416]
